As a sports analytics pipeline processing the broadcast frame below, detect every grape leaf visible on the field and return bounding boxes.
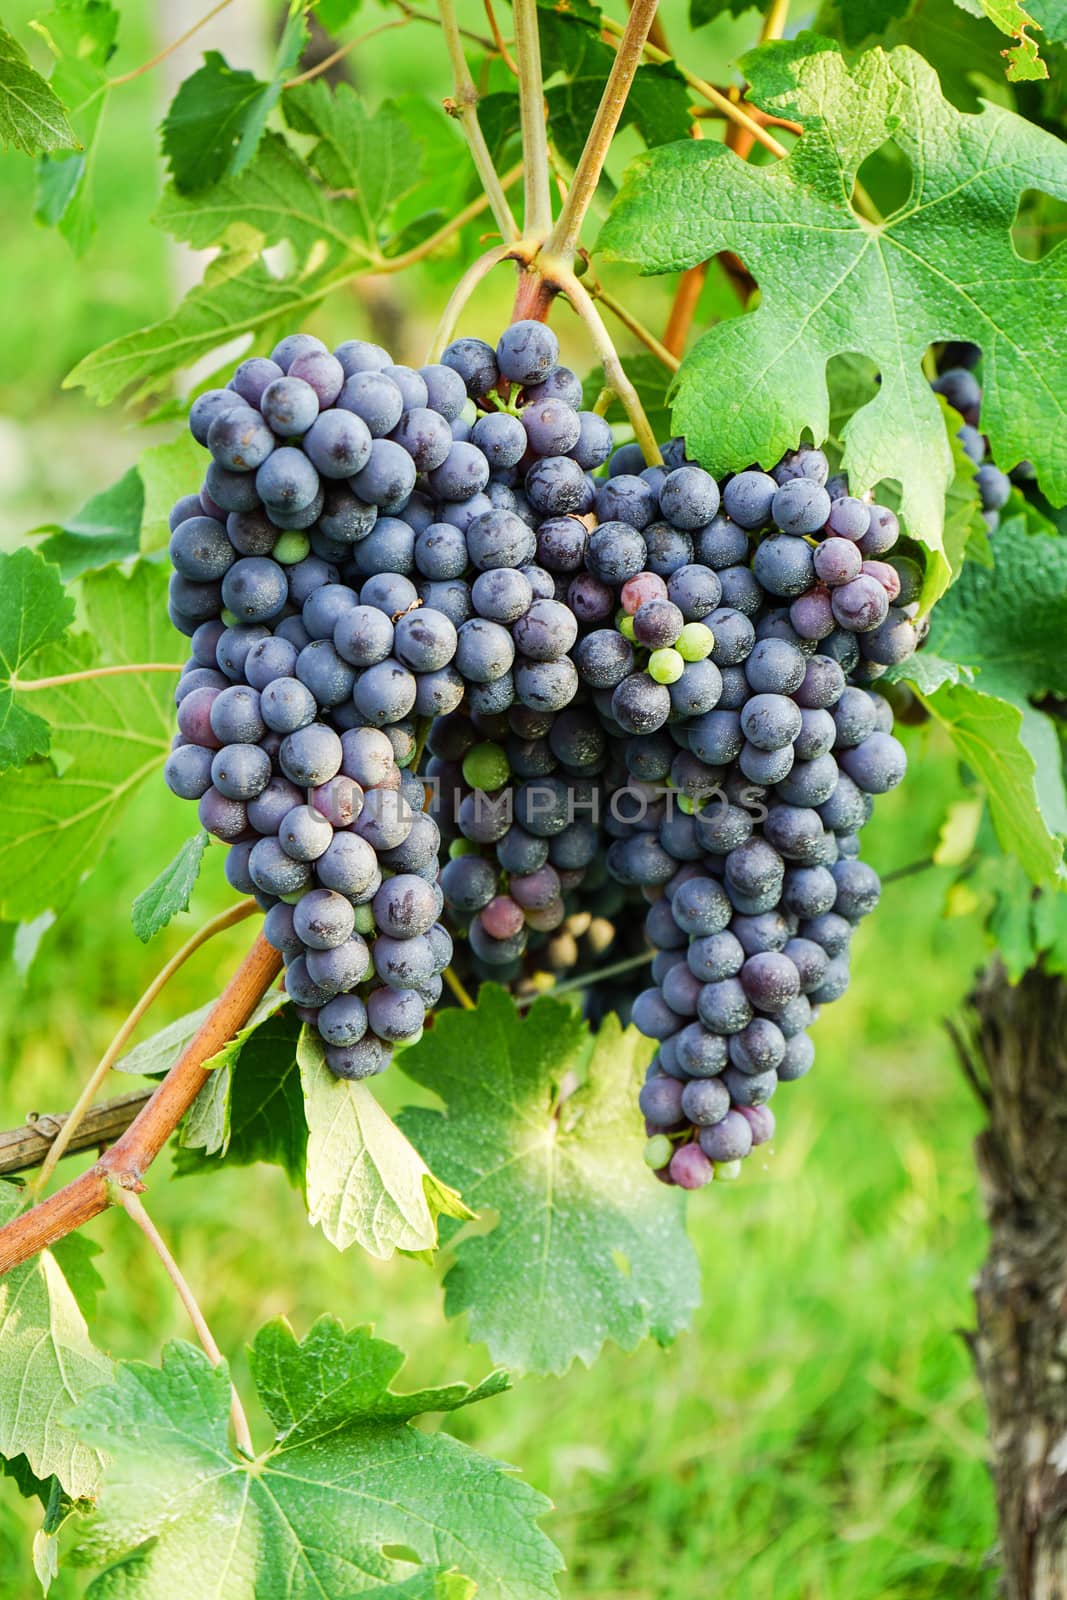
[68,1322,562,1598]
[178,1002,304,1179]
[130,831,209,942]
[0,548,75,773]
[903,512,1067,882]
[691,0,764,24]
[0,20,77,155]
[31,0,119,253]
[399,988,701,1376]
[317,0,364,28]
[67,133,369,406]
[161,9,308,194]
[282,80,432,239]
[115,1000,214,1077]
[599,37,1067,596]
[34,464,144,579]
[0,1184,111,1500]
[0,562,185,921]
[299,1026,472,1258]
[114,989,286,1080]
[972,0,1049,77]
[139,431,208,553]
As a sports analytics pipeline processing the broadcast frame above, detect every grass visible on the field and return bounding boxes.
[0,732,997,1599]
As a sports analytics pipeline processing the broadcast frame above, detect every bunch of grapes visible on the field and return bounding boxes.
[930,343,1018,530]
[163,317,926,1188]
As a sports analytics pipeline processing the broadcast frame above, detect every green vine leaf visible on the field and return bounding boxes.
[901,509,1067,883]
[0,562,184,922]
[138,431,208,552]
[67,1322,562,1598]
[161,8,307,194]
[299,1026,472,1259]
[31,0,119,253]
[399,988,701,1376]
[972,0,1050,77]
[598,37,1067,596]
[0,20,77,155]
[0,548,75,774]
[177,1001,303,1177]
[0,1184,111,1502]
[34,464,144,580]
[130,831,209,942]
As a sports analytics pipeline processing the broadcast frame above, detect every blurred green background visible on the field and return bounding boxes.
[0,1,1000,1594]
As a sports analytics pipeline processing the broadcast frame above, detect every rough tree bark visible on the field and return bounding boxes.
[955,963,1067,1599]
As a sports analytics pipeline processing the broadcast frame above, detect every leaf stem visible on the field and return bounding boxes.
[760,0,790,42]
[587,275,680,371]
[545,0,662,267]
[437,0,520,243]
[376,163,523,274]
[442,966,477,1010]
[482,0,518,73]
[31,901,257,1197]
[0,930,283,1277]
[108,0,235,88]
[283,17,411,88]
[515,949,654,1008]
[551,262,663,463]
[15,662,183,692]
[512,0,553,238]
[427,242,523,360]
[115,1188,255,1459]
[601,18,789,159]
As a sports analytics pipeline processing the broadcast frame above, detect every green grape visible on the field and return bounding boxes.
[643,1134,673,1170]
[617,613,637,643]
[648,648,684,684]
[714,1159,743,1182]
[352,903,376,934]
[676,622,714,661]
[449,836,481,859]
[220,607,240,627]
[274,531,311,564]
[462,741,511,791]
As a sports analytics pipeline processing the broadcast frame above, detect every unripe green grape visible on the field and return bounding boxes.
[221,607,240,627]
[648,648,684,685]
[278,888,305,904]
[644,1134,673,1170]
[449,836,480,858]
[352,903,376,934]
[462,741,510,791]
[677,794,698,815]
[393,1026,424,1051]
[714,1159,743,1182]
[617,613,637,642]
[676,622,714,661]
[274,531,311,564]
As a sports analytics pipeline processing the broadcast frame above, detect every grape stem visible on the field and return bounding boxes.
[544,0,662,270]
[0,930,283,1277]
[115,1188,255,1459]
[30,900,258,1198]
[427,242,530,360]
[482,0,518,74]
[15,662,183,692]
[107,0,234,88]
[442,967,477,1010]
[284,6,499,91]
[513,0,553,238]
[436,0,521,243]
[586,274,681,371]
[376,163,523,275]
[550,262,664,463]
[515,948,654,1009]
